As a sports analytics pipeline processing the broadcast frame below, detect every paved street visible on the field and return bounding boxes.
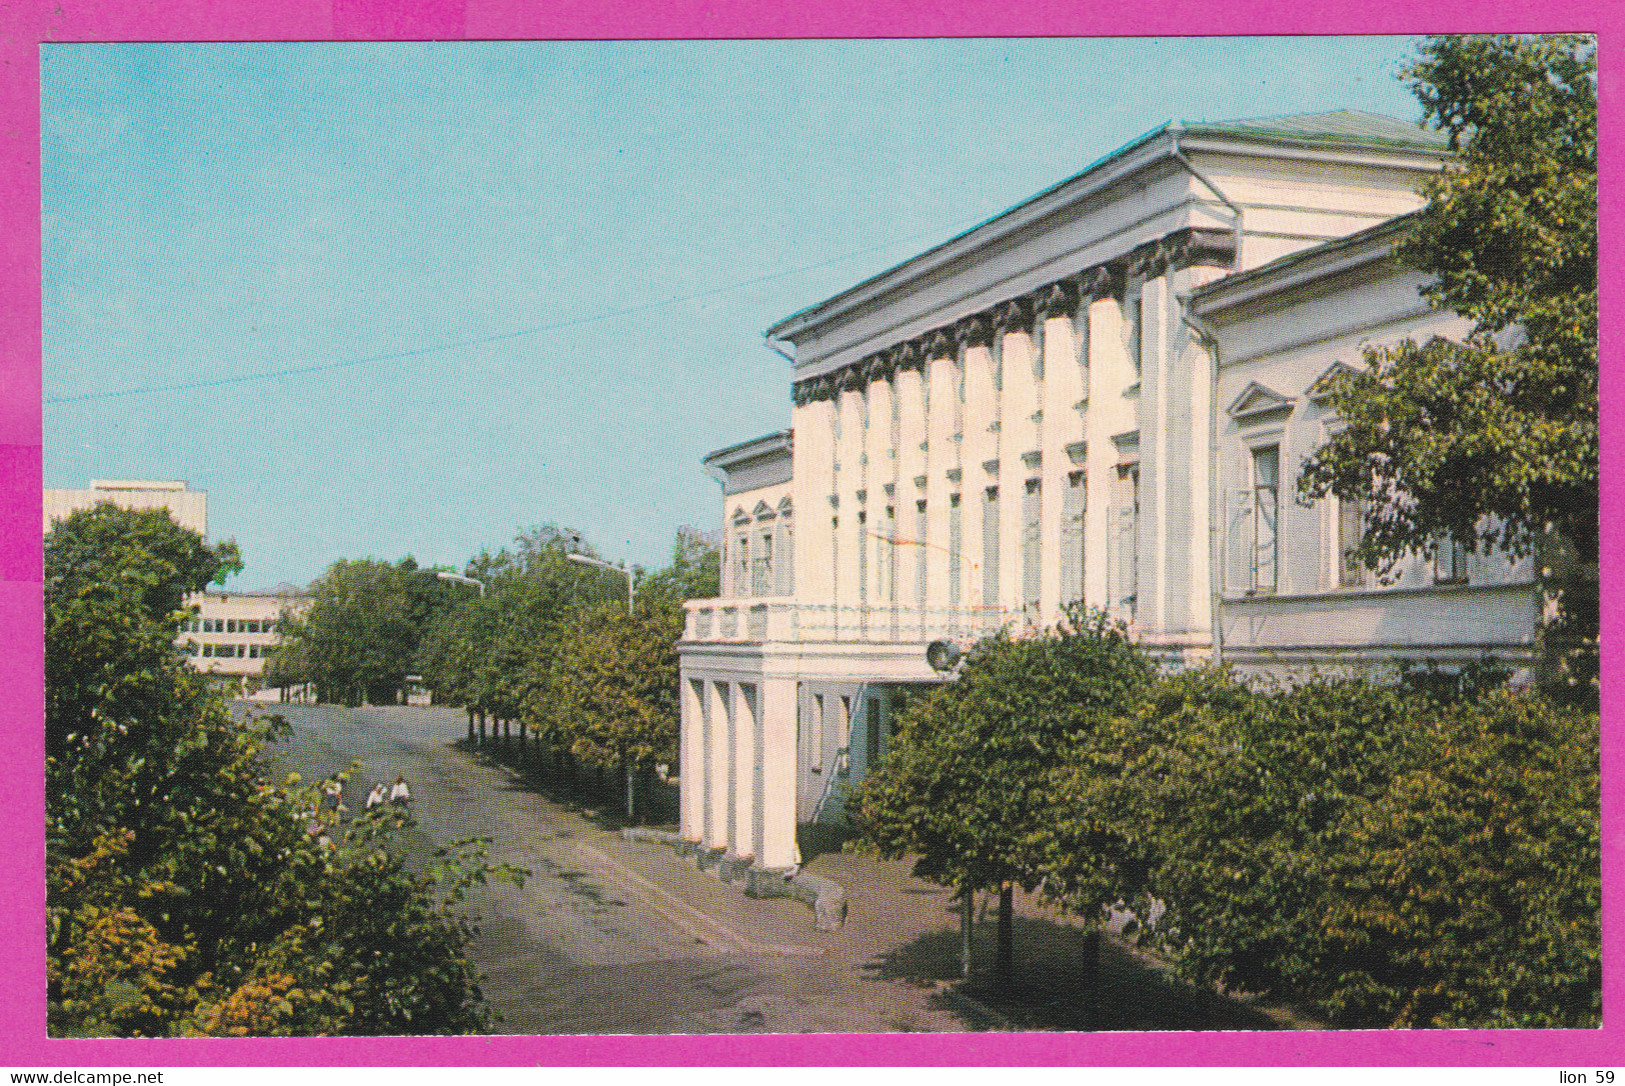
[251,703,1301,1034]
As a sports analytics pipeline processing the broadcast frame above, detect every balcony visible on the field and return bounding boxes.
[682,597,1014,644]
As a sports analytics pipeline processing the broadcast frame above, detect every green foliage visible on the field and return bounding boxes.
[46,506,503,1036]
[278,556,457,705]
[1044,668,1599,1028]
[1296,35,1597,700]
[850,608,1155,896]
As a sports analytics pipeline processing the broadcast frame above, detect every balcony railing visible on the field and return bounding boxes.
[682,597,1015,644]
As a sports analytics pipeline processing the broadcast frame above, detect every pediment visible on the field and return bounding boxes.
[752,500,776,519]
[1226,381,1295,421]
[1307,361,1365,404]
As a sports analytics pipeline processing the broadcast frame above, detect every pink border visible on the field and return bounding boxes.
[4,0,1618,1066]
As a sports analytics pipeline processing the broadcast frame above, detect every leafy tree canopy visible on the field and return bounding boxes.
[1297,33,1596,700]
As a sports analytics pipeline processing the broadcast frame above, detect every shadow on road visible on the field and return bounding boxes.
[865,913,1292,1032]
[455,736,680,835]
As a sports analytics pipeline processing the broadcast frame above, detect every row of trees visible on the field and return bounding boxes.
[858,35,1599,1026]
[852,615,1600,1028]
[270,524,719,821]
[46,505,509,1036]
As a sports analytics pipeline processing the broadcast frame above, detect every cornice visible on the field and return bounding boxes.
[789,235,1221,406]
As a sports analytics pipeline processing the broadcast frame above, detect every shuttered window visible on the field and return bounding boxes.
[948,493,962,608]
[915,500,928,609]
[982,486,1000,610]
[1061,471,1086,607]
[857,511,868,601]
[1022,479,1042,609]
[1338,497,1367,588]
[1252,445,1279,593]
[775,508,794,596]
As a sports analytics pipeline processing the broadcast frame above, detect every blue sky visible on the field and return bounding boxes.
[43,38,1425,590]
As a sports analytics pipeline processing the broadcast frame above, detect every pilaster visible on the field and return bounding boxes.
[1084,282,1130,613]
[924,343,958,611]
[1037,282,1084,625]
[958,317,997,614]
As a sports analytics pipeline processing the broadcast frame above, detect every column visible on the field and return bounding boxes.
[758,678,799,869]
[958,316,997,619]
[1037,281,1084,626]
[995,298,1039,615]
[894,347,927,634]
[1137,257,1172,634]
[1084,269,1130,613]
[792,393,837,634]
[732,683,758,859]
[923,333,959,617]
[679,675,704,840]
[864,366,894,634]
[835,381,867,637]
[704,679,730,850]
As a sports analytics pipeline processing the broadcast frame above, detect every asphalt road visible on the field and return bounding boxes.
[252,703,992,1034]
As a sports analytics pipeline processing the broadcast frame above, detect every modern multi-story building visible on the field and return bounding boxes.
[179,584,308,698]
[676,110,1542,876]
[44,479,208,537]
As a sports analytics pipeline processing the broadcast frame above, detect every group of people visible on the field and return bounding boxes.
[365,775,413,810]
[299,774,413,850]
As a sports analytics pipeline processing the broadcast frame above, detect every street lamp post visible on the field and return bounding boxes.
[436,570,485,597]
[566,553,634,614]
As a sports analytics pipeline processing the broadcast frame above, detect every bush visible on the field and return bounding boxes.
[1046,668,1599,1028]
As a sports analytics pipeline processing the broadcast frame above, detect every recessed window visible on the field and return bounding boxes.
[1251,445,1280,593]
[1435,535,1469,585]
[1338,497,1368,588]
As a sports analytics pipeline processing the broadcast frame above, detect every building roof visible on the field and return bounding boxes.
[1185,211,1419,320]
[766,110,1447,347]
[1176,109,1452,152]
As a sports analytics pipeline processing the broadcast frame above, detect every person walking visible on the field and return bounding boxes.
[389,775,412,806]
[365,783,386,810]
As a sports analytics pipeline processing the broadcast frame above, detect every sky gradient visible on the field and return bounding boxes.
[43,37,1427,590]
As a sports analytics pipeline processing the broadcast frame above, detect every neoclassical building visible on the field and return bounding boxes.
[677,111,1540,875]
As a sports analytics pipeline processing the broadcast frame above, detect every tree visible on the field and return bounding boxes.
[533,529,718,820]
[849,610,1154,990]
[1297,34,1597,700]
[279,557,456,705]
[45,505,510,1036]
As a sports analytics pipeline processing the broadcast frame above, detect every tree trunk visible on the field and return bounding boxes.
[478,711,487,745]
[518,719,528,763]
[624,753,636,824]
[960,885,974,981]
[466,709,475,743]
[1081,928,1100,1029]
[996,882,1014,992]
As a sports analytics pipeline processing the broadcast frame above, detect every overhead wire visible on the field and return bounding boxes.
[44,216,976,408]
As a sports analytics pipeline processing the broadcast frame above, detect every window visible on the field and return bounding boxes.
[1031,315,1045,381]
[810,695,824,771]
[774,505,794,596]
[227,619,237,634]
[866,695,885,770]
[1113,465,1140,616]
[948,493,962,608]
[831,517,839,601]
[754,531,773,596]
[1435,535,1469,584]
[1252,445,1280,593]
[1338,497,1368,588]
[857,510,868,600]
[249,645,260,659]
[982,486,1000,610]
[186,641,198,657]
[879,506,896,602]
[1129,296,1143,380]
[735,531,750,595]
[915,499,928,609]
[1061,471,1086,606]
[1022,479,1042,610]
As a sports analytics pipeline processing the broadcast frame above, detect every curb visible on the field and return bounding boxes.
[619,828,849,931]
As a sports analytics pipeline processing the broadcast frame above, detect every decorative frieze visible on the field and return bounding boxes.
[789,229,1227,405]
[1033,279,1081,319]
[990,297,1035,335]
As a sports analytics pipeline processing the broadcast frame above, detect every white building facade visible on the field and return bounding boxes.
[677,111,1539,876]
[44,479,208,537]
